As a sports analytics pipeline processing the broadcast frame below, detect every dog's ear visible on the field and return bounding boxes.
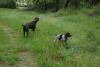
[68,33,72,37]
[66,32,72,37]
[34,17,39,21]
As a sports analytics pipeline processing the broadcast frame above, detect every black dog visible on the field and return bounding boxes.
[22,17,39,37]
[55,32,72,43]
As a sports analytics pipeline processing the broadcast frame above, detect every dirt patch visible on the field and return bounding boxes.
[0,62,13,67]
[16,52,37,67]
[0,24,37,67]
[2,26,18,44]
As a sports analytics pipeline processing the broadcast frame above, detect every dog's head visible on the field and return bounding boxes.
[34,17,39,22]
[65,32,72,38]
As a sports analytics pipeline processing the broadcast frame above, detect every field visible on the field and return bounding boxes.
[0,8,100,67]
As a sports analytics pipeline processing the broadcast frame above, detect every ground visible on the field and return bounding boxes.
[0,8,100,67]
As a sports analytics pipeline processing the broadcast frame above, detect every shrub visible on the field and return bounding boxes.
[0,0,16,8]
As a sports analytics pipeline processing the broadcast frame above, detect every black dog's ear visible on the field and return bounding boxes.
[34,17,39,21]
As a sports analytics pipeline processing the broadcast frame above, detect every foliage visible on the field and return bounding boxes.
[0,0,16,8]
[26,0,100,11]
[0,6,100,66]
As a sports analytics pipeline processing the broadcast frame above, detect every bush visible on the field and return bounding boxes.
[0,0,16,8]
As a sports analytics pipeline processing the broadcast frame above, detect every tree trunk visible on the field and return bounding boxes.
[56,0,59,11]
[64,0,70,8]
[43,0,47,11]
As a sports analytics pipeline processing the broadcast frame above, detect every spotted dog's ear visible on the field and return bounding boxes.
[67,32,72,37]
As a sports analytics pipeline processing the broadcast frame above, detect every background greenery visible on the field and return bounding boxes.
[0,4,100,67]
[0,0,100,11]
[0,0,100,67]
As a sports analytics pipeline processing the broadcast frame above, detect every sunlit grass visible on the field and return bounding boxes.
[0,7,100,67]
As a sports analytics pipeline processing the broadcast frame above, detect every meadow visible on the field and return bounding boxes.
[0,7,100,67]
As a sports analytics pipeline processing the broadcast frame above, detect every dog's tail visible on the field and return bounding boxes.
[22,24,24,26]
[22,24,26,28]
[22,25,26,29]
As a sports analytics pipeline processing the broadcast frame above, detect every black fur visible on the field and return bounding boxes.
[22,17,39,37]
[64,32,72,41]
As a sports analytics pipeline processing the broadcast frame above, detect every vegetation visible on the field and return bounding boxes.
[0,0,100,11]
[0,0,100,67]
[25,0,100,11]
[0,0,16,8]
[0,4,100,67]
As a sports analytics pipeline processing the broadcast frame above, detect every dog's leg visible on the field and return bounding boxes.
[63,41,69,49]
[32,27,35,32]
[26,30,29,37]
[24,31,25,37]
[23,29,26,37]
[65,41,67,45]
[53,36,58,47]
[32,29,35,32]
[22,25,26,37]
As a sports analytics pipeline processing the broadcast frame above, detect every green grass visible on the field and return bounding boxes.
[0,7,100,67]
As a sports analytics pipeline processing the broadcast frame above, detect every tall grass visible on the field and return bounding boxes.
[0,7,100,67]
